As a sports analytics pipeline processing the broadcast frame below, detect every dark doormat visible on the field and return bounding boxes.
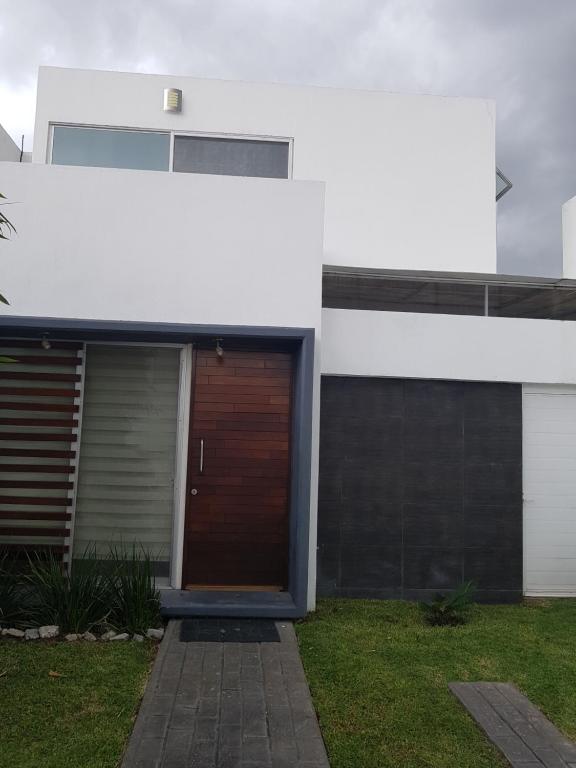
[179,618,281,643]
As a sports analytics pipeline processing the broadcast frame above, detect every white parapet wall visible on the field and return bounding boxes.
[322,308,576,384]
[563,196,576,279]
[0,161,324,329]
[33,66,497,275]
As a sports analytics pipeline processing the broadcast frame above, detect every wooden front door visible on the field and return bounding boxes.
[182,348,292,589]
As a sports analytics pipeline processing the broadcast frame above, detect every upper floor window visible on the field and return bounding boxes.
[51,126,170,171]
[50,125,291,179]
[173,136,289,179]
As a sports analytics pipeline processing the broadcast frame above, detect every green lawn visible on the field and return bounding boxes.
[0,640,155,768]
[296,599,576,768]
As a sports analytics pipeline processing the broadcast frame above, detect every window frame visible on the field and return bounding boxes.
[48,123,172,171]
[48,123,294,179]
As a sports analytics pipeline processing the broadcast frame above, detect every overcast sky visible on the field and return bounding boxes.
[1,0,575,276]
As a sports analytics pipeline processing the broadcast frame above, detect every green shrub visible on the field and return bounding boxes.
[24,547,113,633]
[0,549,26,628]
[2,543,162,635]
[107,544,161,634]
[420,581,476,626]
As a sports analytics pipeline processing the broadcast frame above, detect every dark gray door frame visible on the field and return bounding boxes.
[0,315,315,617]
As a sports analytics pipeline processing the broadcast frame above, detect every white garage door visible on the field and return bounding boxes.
[524,384,576,596]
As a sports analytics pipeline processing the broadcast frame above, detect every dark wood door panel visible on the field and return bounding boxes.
[183,348,292,589]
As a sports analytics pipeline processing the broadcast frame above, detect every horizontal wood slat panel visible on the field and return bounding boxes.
[0,340,81,350]
[0,355,81,366]
[187,515,287,527]
[188,500,288,512]
[194,392,289,404]
[193,402,289,414]
[198,350,291,361]
[193,411,289,423]
[0,339,81,559]
[0,401,79,412]
[1,543,69,553]
[0,526,68,537]
[0,432,74,442]
[207,465,289,475]
[0,495,73,506]
[203,447,288,459]
[191,509,287,530]
[196,375,289,387]
[185,532,286,544]
[0,464,72,473]
[196,383,291,394]
[191,474,289,486]
[0,387,78,398]
[0,480,74,490]
[191,420,289,432]
[232,402,290,412]
[0,418,78,428]
[0,448,76,458]
[199,358,291,370]
[0,371,82,382]
[0,511,72,521]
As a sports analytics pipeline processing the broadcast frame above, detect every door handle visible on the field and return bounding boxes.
[199,438,204,474]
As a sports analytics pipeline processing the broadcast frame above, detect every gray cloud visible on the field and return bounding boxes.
[0,0,574,276]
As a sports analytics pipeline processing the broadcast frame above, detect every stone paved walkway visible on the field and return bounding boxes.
[450,682,576,767]
[122,619,330,768]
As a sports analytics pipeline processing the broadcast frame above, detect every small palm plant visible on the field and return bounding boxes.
[420,581,476,626]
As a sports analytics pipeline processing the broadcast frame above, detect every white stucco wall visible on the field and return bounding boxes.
[0,124,20,161]
[563,196,576,279]
[32,66,496,275]
[322,308,576,384]
[0,161,324,329]
[0,161,324,609]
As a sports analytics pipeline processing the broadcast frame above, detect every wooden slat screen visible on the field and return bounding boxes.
[0,340,84,560]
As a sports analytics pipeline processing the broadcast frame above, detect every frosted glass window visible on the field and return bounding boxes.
[74,345,180,575]
[173,135,289,178]
[52,126,170,171]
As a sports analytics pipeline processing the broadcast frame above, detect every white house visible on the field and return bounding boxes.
[1,66,576,616]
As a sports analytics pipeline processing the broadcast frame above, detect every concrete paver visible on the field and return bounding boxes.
[122,620,330,768]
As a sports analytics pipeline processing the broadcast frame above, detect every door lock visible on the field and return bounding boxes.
[190,488,198,496]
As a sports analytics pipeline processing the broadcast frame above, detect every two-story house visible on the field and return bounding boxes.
[1,66,576,617]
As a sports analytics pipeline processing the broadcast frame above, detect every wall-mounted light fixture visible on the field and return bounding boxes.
[41,334,51,350]
[163,88,182,113]
[215,338,224,361]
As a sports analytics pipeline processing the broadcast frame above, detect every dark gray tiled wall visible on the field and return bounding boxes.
[317,377,523,603]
